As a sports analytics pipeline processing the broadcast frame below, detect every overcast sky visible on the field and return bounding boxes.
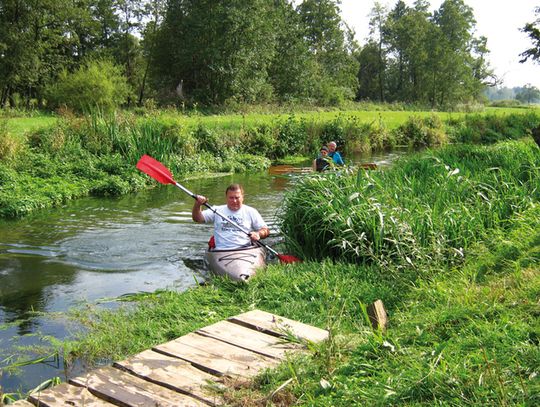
[339,0,540,89]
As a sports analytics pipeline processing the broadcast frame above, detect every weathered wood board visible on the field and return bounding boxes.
[197,320,302,359]
[70,365,206,406]
[17,310,328,406]
[229,309,329,343]
[9,401,36,407]
[28,382,115,406]
[114,349,222,405]
[154,332,279,378]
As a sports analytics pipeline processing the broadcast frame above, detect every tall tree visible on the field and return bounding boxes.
[383,0,431,102]
[0,0,84,107]
[515,84,540,104]
[297,0,359,103]
[356,41,383,101]
[365,2,387,102]
[151,0,278,105]
[520,6,540,64]
[267,0,316,101]
[427,0,489,107]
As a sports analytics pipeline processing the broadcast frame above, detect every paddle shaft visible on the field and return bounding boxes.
[175,182,280,257]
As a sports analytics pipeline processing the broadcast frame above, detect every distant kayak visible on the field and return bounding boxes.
[205,246,266,282]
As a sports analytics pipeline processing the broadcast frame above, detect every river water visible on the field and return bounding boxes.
[0,151,404,395]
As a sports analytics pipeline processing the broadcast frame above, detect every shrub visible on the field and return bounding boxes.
[45,59,130,113]
[273,116,307,158]
[192,125,223,157]
[241,126,276,157]
[394,115,447,147]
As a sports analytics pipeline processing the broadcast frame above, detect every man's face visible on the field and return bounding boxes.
[328,143,336,152]
[226,189,244,211]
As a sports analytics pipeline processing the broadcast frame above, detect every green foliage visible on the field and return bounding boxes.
[45,60,130,113]
[192,125,223,157]
[2,109,539,219]
[448,112,540,144]
[0,119,25,160]
[394,114,447,147]
[279,139,540,267]
[241,125,277,157]
[519,6,540,63]
[273,116,309,158]
[359,0,492,107]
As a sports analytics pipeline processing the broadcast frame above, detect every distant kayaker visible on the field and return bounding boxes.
[192,184,270,250]
[327,141,344,166]
[313,146,331,172]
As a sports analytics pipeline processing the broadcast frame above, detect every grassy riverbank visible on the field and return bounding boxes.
[61,139,539,405]
[1,107,539,218]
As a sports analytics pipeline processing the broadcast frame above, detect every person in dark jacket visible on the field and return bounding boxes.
[313,146,331,172]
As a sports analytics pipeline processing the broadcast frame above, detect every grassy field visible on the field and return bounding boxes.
[3,115,56,138]
[4,106,539,137]
[1,107,539,220]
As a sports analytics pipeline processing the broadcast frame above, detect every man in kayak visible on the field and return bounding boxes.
[327,141,344,166]
[192,184,270,250]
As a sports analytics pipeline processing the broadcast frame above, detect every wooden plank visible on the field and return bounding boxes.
[229,310,329,343]
[114,349,222,406]
[9,401,35,407]
[154,333,278,378]
[69,365,205,407]
[197,320,302,359]
[28,382,114,406]
[179,333,278,368]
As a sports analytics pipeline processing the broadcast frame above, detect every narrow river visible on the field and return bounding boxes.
[0,151,404,395]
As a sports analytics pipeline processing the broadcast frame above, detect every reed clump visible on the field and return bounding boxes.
[279,139,540,269]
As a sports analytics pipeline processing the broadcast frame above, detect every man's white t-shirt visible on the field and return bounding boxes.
[202,205,267,250]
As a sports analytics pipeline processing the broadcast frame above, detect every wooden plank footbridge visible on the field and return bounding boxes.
[15,310,328,406]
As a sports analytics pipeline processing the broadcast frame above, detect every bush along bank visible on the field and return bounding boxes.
[63,138,539,405]
[0,110,538,218]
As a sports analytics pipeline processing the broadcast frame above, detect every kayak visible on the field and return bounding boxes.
[205,246,266,282]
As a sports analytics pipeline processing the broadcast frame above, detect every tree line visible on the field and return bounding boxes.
[0,0,537,111]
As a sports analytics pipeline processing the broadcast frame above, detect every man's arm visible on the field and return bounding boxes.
[335,152,344,165]
[250,227,270,242]
[192,195,207,223]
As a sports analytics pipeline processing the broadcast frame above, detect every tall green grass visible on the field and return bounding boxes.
[279,139,540,268]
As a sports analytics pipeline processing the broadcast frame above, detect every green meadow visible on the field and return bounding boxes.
[4,105,537,137]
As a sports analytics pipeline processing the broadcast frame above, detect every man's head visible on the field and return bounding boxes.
[225,184,244,211]
[328,141,337,152]
[320,146,329,156]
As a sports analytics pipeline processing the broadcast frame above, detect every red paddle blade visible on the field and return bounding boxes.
[277,254,302,264]
[136,155,175,185]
